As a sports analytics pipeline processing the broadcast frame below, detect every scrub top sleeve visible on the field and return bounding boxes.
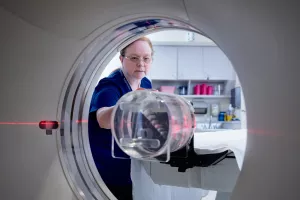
[90,88,120,113]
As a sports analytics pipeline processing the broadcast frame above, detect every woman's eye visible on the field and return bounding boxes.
[131,57,139,61]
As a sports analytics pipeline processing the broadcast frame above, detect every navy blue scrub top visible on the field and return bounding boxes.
[88,69,152,186]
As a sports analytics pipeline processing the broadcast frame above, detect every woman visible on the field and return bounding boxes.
[88,37,154,200]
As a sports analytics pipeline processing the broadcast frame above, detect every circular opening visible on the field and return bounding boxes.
[57,16,247,200]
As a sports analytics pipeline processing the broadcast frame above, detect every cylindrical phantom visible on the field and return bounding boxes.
[111,90,196,160]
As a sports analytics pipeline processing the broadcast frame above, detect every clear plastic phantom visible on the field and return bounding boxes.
[111,90,195,161]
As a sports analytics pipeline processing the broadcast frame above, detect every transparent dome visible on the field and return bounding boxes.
[111,90,196,160]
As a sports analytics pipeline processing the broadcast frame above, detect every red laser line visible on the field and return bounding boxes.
[0,120,88,125]
[0,122,39,125]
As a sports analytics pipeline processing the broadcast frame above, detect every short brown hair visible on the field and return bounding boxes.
[120,37,154,57]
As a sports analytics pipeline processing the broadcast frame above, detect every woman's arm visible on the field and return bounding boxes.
[96,106,115,129]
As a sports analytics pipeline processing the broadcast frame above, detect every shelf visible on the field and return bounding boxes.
[180,95,231,99]
[151,79,228,83]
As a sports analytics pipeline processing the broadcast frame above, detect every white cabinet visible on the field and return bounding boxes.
[149,46,177,80]
[202,47,235,80]
[149,45,235,81]
[177,47,206,80]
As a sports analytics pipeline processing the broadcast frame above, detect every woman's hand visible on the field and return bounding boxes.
[96,106,114,129]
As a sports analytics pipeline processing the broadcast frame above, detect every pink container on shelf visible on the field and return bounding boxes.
[200,83,207,95]
[194,84,201,95]
[159,86,176,94]
[207,86,213,95]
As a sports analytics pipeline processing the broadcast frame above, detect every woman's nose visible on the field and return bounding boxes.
[136,60,145,67]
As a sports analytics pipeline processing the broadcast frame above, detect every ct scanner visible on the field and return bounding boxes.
[0,1,299,200]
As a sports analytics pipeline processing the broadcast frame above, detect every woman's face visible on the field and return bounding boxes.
[120,40,152,81]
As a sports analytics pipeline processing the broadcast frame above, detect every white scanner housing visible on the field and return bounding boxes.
[0,1,299,200]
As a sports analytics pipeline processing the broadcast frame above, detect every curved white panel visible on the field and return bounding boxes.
[184,1,300,199]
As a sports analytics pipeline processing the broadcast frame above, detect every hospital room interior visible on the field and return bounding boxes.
[0,1,299,200]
